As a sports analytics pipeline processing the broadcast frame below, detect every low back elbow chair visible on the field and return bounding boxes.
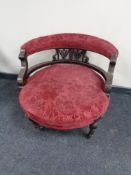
[17,33,118,138]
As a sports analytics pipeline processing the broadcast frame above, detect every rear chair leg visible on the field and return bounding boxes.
[87,120,98,138]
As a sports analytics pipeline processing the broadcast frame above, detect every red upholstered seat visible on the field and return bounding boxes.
[19,64,109,130]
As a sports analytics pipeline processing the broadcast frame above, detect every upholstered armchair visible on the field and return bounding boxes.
[17,33,118,138]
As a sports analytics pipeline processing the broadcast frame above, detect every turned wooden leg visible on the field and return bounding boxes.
[87,120,98,138]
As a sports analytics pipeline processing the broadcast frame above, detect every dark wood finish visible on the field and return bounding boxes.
[87,119,99,138]
[53,48,89,62]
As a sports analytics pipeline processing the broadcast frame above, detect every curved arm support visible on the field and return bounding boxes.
[105,53,118,95]
[17,49,28,87]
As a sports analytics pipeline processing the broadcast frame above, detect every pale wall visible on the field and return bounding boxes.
[0,0,131,88]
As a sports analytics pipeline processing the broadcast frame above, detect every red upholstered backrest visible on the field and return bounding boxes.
[21,33,118,59]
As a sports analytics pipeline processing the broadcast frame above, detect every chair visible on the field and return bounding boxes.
[17,33,118,138]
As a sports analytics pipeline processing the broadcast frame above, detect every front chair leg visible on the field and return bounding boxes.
[87,120,98,138]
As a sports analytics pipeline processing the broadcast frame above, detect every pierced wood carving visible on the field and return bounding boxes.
[53,49,89,63]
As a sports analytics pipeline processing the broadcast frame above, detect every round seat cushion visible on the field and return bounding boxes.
[19,64,109,130]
